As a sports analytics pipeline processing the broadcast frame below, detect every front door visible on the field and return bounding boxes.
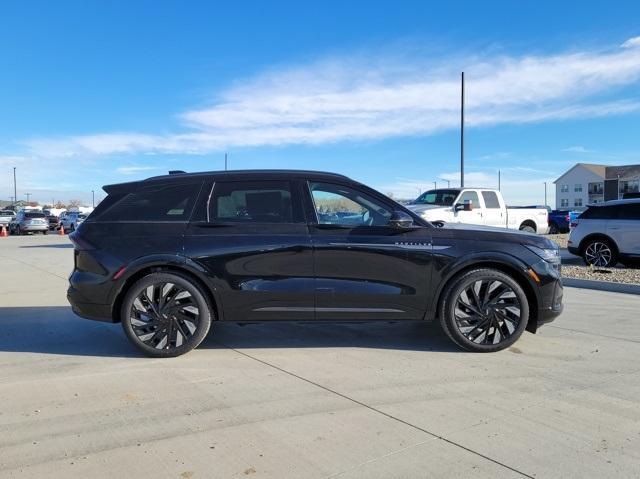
[453,190,483,225]
[305,181,433,320]
[184,179,314,321]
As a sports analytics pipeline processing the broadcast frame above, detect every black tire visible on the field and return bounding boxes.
[42,230,48,235]
[519,224,536,234]
[439,268,529,352]
[582,238,617,267]
[548,223,559,235]
[121,272,213,358]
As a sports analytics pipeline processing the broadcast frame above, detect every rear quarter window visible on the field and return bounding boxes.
[98,181,203,222]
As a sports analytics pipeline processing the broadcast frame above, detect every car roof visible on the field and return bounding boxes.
[103,169,353,194]
[590,198,640,206]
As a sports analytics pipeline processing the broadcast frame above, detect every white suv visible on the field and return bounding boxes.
[568,199,640,267]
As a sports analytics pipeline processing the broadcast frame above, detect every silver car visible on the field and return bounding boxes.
[59,212,87,232]
[10,211,49,235]
[567,199,640,267]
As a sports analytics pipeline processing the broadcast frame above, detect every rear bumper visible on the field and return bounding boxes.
[67,284,115,323]
[19,224,49,232]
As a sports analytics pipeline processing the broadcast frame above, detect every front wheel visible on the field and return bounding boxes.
[439,268,529,352]
[583,238,617,267]
[121,272,213,357]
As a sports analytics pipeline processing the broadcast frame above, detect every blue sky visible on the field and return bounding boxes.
[1,0,640,205]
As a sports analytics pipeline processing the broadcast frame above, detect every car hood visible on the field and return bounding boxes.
[406,204,449,214]
[435,222,558,249]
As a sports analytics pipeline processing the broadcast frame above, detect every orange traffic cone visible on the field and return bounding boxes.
[0,225,7,237]
[59,224,65,235]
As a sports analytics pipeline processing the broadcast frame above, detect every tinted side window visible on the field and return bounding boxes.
[458,191,480,208]
[100,182,201,221]
[616,204,640,220]
[210,181,295,223]
[481,191,500,209]
[581,206,616,220]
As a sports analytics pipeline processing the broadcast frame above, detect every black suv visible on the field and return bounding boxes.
[68,170,563,357]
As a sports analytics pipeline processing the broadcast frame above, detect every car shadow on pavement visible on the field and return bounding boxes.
[0,306,460,358]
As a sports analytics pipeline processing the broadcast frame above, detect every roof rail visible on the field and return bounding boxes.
[168,170,186,175]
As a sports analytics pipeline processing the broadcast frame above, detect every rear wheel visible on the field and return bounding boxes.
[582,238,617,267]
[548,222,559,234]
[121,272,213,357]
[519,223,536,234]
[439,268,529,352]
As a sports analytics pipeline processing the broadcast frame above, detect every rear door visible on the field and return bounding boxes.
[305,180,433,321]
[607,203,640,256]
[183,178,314,321]
[480,190,505,227]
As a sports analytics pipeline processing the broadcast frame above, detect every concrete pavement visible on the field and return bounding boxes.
[1,234,639,478]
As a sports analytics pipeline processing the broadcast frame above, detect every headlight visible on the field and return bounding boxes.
[524,245,560,264]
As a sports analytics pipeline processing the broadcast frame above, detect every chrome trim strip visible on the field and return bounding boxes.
[205,181,215,223]
[327,242,452,251]
[253,307,405,313]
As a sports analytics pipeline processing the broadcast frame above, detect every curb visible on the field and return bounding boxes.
[563,277,640,295]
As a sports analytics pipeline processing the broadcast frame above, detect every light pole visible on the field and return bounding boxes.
[13,167,17,206]
[433,181,437,189]
[544,182,548,207]
[498,170,501,191]
[440,178,451,188]
[460,72,465,188]
[92,190,95,208]
[25,193,31,203]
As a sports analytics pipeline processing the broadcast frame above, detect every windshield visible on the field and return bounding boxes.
[25,212,46,218]
[0,210,14,216]
[413,189,459,206]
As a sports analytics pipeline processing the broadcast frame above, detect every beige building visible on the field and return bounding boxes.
[554,163,640,209]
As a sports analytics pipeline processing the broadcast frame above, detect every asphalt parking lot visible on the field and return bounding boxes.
[1,234,639,478]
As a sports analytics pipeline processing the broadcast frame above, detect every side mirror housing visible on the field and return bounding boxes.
[388,210,414,229]
[455,200,473,212]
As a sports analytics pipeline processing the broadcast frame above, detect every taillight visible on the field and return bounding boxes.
[570,221,578,229]
[69,231,95,250]
[565,214,570,222]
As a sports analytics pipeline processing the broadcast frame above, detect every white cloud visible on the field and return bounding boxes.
[621,36,640,48]
[19,36,640,159]
[563,146,592,153]
[116,165,162,174]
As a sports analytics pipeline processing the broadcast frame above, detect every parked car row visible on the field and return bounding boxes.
[1,209,88,235]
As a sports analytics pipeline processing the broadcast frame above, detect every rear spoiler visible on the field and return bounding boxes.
[102,181,141,195]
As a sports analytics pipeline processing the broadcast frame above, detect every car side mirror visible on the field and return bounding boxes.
[455,200,473,212]
[389,211,414,229]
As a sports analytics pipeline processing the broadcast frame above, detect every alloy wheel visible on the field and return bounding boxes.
[129,282,200,350]
[584,241,612,267]
[453,279,522,345]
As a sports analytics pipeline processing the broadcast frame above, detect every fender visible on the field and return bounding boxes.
[108,253,226,322]
[427,250,542,322]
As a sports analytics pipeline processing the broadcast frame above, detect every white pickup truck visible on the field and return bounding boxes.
[0,209,16,228]
[406,188,548,234]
